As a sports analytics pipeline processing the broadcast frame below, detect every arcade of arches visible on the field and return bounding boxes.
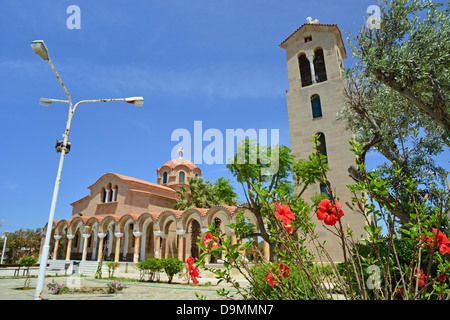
[41,157,268,264]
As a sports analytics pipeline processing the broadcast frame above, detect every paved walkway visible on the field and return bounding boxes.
[0,269,244,300]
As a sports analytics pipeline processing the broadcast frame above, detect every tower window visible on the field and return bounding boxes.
[320,183,330,198]
[298,53,312,87]
[311,94,323,118]
[317,132,328,160]
[179,171,185,184]
[163,172,168,184]
[313,48,327,83]
[304,36,312,43]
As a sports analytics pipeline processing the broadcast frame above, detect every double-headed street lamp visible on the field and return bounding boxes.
[31,40,144,300]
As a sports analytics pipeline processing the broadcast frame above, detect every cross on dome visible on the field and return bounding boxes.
[177,147,184,159]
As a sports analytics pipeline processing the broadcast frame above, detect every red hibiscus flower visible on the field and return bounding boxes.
[186,256,195,267]
[278,264,290,278]
[416,268,425,287]
[265,264,290,287]
[189,266,201,285]
[266,272,277,287]
[316,199,344,226]
[417,228,450,254]
[180,256,201,285]
[275,203,295,225]
[274,203,296,234]
[202,233,220,250]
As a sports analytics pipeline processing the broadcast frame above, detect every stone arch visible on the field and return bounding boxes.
[157,211,179,259]
[205,206,233,235]
[99,216,118,259]
[298,52,312,87]
[117,215,138,261]
[137,213,157,260]
[313,47,327,83]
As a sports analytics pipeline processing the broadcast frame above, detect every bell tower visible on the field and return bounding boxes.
[280,19,366,261]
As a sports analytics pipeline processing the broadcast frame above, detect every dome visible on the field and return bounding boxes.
[156,151,202,188]
[157,158,199,173]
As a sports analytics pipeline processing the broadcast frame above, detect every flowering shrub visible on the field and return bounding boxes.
[195,136,450,300]
[106,262,119,278]
[46,279,68,295]
[107,279,126,294]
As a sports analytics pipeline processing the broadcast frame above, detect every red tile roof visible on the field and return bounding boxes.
[157,158,201,173]
[279,23,347,58]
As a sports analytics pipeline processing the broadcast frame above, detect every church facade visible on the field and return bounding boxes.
[44,156,259,264]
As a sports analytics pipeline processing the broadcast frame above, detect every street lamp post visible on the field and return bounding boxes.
[31,40,144,300]
[0,232,7,265]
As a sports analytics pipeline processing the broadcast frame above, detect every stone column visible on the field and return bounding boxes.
[176,230,186,261]
[154,231,163,259]
[114,232,123,262]
[65,234,75,261]
[105,188,110,203]
[52,235,62,260]
[133,231,142,263]
[81,233,91,262]
[308,55,316,84]
[97,233,106,262]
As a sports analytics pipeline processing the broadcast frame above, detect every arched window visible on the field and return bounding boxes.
[163,172,168,184]
[317,132,328,161]
[320,183,330,198]
[311,94,323,118]
[298,53,312,87]
[101,188,107,203]
[313,48,327,83]
[179,171,185,184]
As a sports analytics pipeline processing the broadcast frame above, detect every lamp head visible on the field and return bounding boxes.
[39,98,52,107]
[31,40,50,61]
[125,96,144,107]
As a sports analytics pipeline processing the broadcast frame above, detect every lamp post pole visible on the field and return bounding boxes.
[31,40,143,300]
[0,233,7,265]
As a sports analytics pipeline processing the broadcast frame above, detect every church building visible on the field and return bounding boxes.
[44,151,259,266]
[41,18,366,267]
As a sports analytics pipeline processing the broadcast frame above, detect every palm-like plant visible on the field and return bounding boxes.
[174,177,238,210]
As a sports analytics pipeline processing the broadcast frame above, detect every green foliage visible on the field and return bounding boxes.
[161,258,184,283]
[249,263,316,300]
[19,256,36,266]
[174,177,238,210]
[342,0,449,226]
[135,258,184,283]
[106,262,119,278]
[135,258,163,281]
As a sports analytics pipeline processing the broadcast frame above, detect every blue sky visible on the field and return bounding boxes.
[0,0,447,233]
